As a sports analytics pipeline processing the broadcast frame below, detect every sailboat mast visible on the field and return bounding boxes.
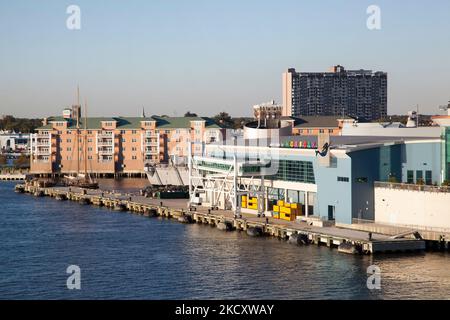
[84,99,88,179]
[76,86,80,176]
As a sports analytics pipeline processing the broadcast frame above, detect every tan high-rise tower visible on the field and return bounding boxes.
[282,68,295,117]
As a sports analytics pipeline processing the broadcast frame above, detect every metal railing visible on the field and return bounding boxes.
[374,181,450,193]
[352,218,450,234]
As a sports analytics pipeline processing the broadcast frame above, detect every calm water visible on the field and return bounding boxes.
[1,181,450,300]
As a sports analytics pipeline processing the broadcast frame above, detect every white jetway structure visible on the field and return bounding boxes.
[188,154,272,218]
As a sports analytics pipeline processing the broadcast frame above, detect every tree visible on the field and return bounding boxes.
[388,175,398,183]
[0,154,6,166]
[13,154,30,169]
[184,111,198,117]
[0,116,42,133]
[232,117,253,129]
[213,112,234,128]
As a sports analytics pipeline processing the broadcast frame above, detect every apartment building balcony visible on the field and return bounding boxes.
[99,155,114,162]
[97,139,113,146]
[98,146,114,155]
[145,132,159,138]
[144,139,159,146]
[98,131,113,136]
[35,140,51,146]
[35,148,51,156]
[145,147,158,154]
[35,133,51,139]
[33,156,50,163]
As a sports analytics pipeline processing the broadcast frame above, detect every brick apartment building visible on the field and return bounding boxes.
[30,106,225,175]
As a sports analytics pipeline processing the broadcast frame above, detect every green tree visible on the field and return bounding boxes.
[213,112,234,128]
[388,175,398,183]
[0,154,7,166]
[0,116,42,133]
[13,154,30,168]
[184,111,198,117]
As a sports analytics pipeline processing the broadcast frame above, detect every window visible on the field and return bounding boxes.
[425,170,432,185]
[132,130,137,134]
[416,170,423,183]
[328,129,334,133]
[407,170,414,183]
[328,205,335,221]
[267,160,315,184]
[132,138,137,143]
[122,138,126,143]
[319,129,324,133]
[337,177,349,182]
[132,147,137,151]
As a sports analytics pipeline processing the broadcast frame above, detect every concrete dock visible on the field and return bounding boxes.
[1,173,28,181]
[15,183,426,255]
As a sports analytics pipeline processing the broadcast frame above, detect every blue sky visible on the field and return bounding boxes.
[0,0,449,117]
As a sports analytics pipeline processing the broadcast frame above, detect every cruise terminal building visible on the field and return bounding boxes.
[190,103,447,227]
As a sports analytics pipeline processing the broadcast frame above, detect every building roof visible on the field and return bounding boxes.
[36,116,223,130]
[289,115,353,128]
[279,135,440,152]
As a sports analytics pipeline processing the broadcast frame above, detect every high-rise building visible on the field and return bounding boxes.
[282,65,387,121]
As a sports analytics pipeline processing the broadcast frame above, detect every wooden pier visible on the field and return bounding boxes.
[15,184,426,255]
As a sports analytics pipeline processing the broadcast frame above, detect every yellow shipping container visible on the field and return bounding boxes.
[242,202,247,208]
[277,200,284,207]
[242,195,247,201]
[273,205,280,212]
[280,212,295,221]
[280,206,291,214]
[284,203,291,208]
[290,203,298,209]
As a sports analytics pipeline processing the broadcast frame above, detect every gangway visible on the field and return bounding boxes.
[188,155,271,218]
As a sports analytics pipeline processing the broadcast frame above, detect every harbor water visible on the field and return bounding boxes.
[1,180,450,300]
